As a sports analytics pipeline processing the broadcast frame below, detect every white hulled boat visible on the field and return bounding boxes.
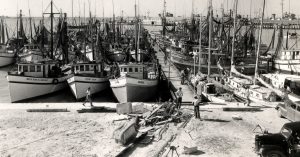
[109,63,159,103]
[273,49,300,74]
[67,62,109,100]
[0,44,15,67]
[7,60,70,102]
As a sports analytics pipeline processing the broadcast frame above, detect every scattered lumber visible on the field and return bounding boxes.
[77,106,116,113]
[26,108,69,112]
[222,107,261,112]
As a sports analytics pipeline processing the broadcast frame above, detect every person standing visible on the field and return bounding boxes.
[245,87,250,106]
[83,87,93,107]
[175,87,183,109]
[164,52,168,65]
[193,96,201,119]
[180,70,185,85]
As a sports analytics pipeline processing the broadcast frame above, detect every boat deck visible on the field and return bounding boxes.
[153,43,195,103]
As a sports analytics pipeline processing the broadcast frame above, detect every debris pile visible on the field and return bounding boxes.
[113,102,191,154]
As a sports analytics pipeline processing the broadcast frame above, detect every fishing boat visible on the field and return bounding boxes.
[7,60,70,102]
[201,82,236,103]
[109,2,159,103]
[67,62,109,100]
[7,1,70,102]
[0,44,15,67]
[0,19,16,67]
[109,62,159,102]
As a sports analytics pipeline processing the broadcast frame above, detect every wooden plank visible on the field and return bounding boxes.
[26,108,69,112]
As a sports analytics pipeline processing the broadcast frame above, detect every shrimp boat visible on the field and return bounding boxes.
[7,60,70,102]
[67,62,109,100]
[7,1,70,102]
[0,19,16,67]
[109,3,159,103]
[109,62,159,102]
[0,44,15,67]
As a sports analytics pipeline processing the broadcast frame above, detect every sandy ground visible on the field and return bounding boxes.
[160,106,290,157]
[0,104,290,157]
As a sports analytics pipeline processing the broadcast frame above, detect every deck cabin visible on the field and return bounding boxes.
[11,61,62,78]
[119,63,157,80]
[277,50,300,60]
[73,62,105,77]
[228,77,252,89]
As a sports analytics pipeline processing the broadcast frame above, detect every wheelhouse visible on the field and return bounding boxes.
[15,61,60,78]
[119,63,157,80]
[74,63,103,75]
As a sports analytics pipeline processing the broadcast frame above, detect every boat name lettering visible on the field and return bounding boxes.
[85,78,97,81]
[26,78,48,81]
[138,81,144,84]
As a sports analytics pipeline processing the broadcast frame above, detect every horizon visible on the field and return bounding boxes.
[1,0,300,18]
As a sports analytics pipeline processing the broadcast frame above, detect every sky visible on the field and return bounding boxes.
[0,0,300,18]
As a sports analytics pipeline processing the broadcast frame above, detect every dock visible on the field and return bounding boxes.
[153,44,195,104]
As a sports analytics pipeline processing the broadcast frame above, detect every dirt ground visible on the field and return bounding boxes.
[0,105,290,157]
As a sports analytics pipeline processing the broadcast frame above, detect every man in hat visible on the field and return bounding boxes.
[175,87,183,109]
[193,96,201,119]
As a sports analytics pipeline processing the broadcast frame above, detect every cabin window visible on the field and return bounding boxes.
[297,106,300,112]
[135,68,138,72]
[129,68,133,72]
[75,66,79,71]
[291,104,296,109]
[18,66,22,72]
[30,65,35,72]
[85,65,90,71]
[80,65,84,71]
[37,66,41,72]
[124,68,127,72]
[90,65,94,69]
[23,66,28,72]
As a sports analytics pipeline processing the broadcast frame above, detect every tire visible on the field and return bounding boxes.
[277,109,283,118]
[52,79,59,84]
[263,150,286,157]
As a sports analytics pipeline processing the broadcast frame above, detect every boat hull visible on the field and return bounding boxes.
[0,53,15,67]
[110,76,158,103]
[67,75,109,100]
[274,59,300,75]
[7,75,70,102]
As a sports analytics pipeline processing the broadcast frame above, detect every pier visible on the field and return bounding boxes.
[153,44,195,104]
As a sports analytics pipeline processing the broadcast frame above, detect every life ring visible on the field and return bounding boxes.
[52,79,59,84]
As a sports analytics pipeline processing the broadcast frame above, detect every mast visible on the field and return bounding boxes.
[0,20,2,44]
[254,0,266,85]
[198,14,202,73]
[72,0,74,25]
[50,0,54,59]
[1,19,5,44]
[43,0,59,59]
[112,0,115,43]
[230,0,238,77]
[208,0,213,77]
[134,1,138,62]
[29,9,33,43]
[16,11,19,53]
